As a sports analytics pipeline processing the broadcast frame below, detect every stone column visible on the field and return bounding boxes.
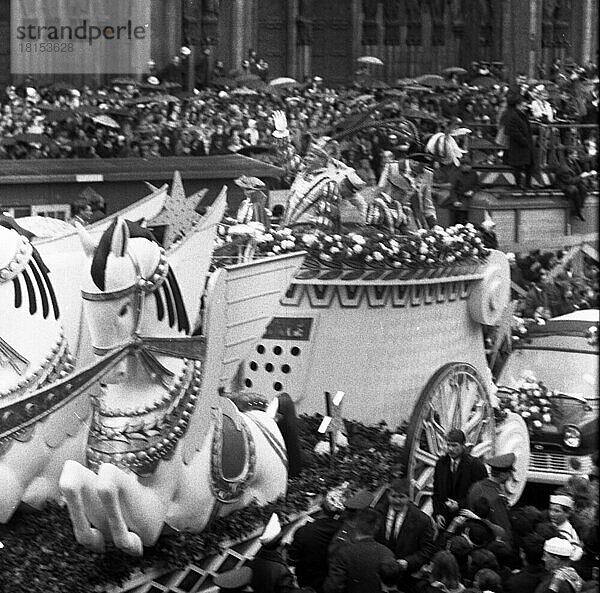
[287,0,298,78]
[231,0,245,73]
[580,0,594,64]
[527,0,542,79]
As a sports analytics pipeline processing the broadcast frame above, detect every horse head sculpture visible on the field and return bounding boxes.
[60,218,298,556]
[0,222,86,522]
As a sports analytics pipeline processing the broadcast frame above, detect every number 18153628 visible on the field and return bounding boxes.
[19,42,74,52]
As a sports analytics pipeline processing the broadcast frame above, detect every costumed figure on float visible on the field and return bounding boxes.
[271,110,367,233]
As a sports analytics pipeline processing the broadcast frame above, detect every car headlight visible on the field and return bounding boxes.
[563,426,581,448]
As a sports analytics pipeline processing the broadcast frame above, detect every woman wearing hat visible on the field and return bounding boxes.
[501,91,536,189]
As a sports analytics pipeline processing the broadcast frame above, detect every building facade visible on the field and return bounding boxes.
[0,0,597,85]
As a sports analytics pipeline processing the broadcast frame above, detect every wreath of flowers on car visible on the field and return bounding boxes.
[217,222,490,269]
[497,375,556,430]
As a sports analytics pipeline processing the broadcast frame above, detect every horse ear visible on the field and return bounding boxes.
[75,221,97,257]
[110,218,130,257]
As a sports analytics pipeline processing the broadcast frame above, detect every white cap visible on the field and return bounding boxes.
[549,494,575,509]
[147,76,160,86]
[259,513,282,545]
[71,89,81,97]
[180,46,191,56]
[544,537,573,558]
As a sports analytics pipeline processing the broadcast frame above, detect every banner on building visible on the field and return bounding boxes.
[11,0,151,74]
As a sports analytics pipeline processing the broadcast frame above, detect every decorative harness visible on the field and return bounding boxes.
[80,242,286,498]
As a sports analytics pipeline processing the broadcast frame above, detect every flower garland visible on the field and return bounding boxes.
[243,223,489,270]
[497,375,556,431]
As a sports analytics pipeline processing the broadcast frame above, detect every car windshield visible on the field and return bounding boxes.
[498,347,598,403]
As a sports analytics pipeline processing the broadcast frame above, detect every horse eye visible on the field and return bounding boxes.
[118,303,129,317]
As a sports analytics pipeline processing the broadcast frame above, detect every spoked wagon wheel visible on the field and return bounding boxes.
[403,363,496,514]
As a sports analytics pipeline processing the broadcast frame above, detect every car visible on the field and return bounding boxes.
[496,309,599,485]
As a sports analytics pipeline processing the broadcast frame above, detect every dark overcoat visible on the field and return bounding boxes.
[502,107,535,167]
[432,453,488,521]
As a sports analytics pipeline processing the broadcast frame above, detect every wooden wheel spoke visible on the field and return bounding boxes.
[414,447,439,468]
[435,384,452,427]
[451,384,463,429]
[460,379,480,427]
[414,488,434,508]
[470,437,493,459]
[462,402,488,444]
[422,416,446,457]
[413,466,435,491]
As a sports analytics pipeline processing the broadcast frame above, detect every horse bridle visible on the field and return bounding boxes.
[81,246,169,357]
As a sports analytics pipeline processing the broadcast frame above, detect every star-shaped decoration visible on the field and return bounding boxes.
[148,171,207,250]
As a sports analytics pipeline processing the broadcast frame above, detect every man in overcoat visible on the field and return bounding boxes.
[467,453,516,544]
[502,92,536,189]
[323,508,396,593]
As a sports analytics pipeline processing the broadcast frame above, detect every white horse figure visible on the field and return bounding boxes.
[0,222,91,521]
[60,219,298,556]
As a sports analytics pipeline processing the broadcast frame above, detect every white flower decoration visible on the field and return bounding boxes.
[390,433,407,448]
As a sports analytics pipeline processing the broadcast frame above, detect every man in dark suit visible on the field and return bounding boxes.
[374,478,436,591]
[323,508,395,593]
[433,428,488,530]
[502,91,536,189]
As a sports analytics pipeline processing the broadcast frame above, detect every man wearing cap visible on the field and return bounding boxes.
[467,453,516,543]
[213,566,254,592]
[288,486,347,593]
[234,176,271,230]
[433,428,488,530]
[374,477,436,589]
[548,492,583,562]
[537,537,583,593]
[323,508,396,593]
[248,514,300,593]
[328,488,374,559]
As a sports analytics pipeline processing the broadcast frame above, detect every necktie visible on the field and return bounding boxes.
[386,508,396,540]
[394,510,404,538]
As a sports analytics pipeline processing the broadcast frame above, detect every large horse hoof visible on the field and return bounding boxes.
[117,531,144,557]
[81,527,106,553]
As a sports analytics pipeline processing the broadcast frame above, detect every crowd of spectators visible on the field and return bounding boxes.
[508,249,599,321]
[212,445,598,593]
[0,58,596,178]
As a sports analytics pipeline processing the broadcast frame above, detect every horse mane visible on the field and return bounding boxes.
[1,216,59,319]
[91,219,157,291]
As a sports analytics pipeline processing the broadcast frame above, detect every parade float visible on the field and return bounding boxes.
[0,115,531,590]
